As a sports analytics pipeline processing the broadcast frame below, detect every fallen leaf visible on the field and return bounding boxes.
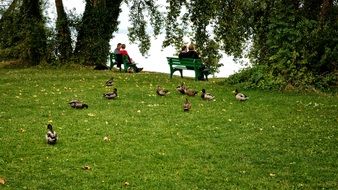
[83,165,91,170]
[103,136,110,141]
[0,178,5,185]
[269,173,276,177]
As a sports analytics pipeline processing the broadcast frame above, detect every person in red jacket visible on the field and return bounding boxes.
[119,44,143,73]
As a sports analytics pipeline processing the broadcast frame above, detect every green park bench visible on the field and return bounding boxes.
[109,53,133,72]
[166,57,211,80]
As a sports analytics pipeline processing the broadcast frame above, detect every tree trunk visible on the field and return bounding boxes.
[0,0,21,60]
[319,0,333,23]
[19,0,47,65]
[74,0,122,66]
[55,0,72,62]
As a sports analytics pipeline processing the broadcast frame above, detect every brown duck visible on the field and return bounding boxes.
[184,88,198,96]
[183,98,192,112]
[103,88,118,99]
[176,82,186,94]
[69,100,88,109]
[156,86,170,96]
[105,77,114,86]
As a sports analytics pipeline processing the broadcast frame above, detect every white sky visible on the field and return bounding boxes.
[50,0,245,78]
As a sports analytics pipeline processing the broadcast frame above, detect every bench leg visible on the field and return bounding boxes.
[123,63,129,72]
[195,71,200,81]
[179,69,183,78]
[171,69,183,78]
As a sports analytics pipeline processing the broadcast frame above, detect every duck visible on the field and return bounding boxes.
[184,88,198,96]
[156,85,170,96]
[183,98,192,112]
[233,89,249,101]
[69,100,80,108]
[176,82,186,94]
[201,89,215,100]
[105,77,114,86]
[69,100,89,109]
[103,88,118,99]
[46,124,57,145]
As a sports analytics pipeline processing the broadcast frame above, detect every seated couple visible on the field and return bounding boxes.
[113,43,143,73]
[178,44,209,80]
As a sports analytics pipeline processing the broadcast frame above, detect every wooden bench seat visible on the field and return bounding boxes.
[167,57,211,80]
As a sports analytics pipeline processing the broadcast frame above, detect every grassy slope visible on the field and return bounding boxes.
[0,67,337,189]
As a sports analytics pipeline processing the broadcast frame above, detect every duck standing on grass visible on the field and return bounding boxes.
[46,124,57,145]
[176,82,186,94]
[183,98,192,112]
[185,88,198,96]
[156,86,170,96]
[104,88,118,99]
[105,77,114,86]
[201,89,215,100]
[69,100,89,109]
[233,89,249,101]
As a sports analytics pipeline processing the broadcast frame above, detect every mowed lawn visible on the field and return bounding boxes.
[0,67,337,189]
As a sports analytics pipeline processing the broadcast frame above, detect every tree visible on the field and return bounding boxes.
[1,0,336,89]
[0,0,22,60]
[55,0,72,62]
[74,0,122,66]
[19,0,47,65]
[155,0,337,89]
[0,0,47,65]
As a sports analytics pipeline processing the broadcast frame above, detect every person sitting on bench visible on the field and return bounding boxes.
[179,45,188,59]
[185,44,200,59]
[119,44,143,73]
[113,43,123,71]
[182,44,208,80]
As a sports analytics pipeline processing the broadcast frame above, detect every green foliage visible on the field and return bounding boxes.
[225,0,338,90]
[127,0,164,55]
[153,0,338,90]
[0,67,337,189]
[226,65,284,90]
[0,0,47,65]
[1,0,337,88]
[198,39,223,74]
[0,0,22,60]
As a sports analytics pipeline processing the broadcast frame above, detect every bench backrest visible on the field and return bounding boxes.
[167,57,202,67]
[122,55,129,64]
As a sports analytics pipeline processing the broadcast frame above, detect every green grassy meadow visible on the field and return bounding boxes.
[0,67,337,189]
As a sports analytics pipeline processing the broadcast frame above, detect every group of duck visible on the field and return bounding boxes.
[45,77,116,144]
[157,82,249,112]
[45,77,249,144]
